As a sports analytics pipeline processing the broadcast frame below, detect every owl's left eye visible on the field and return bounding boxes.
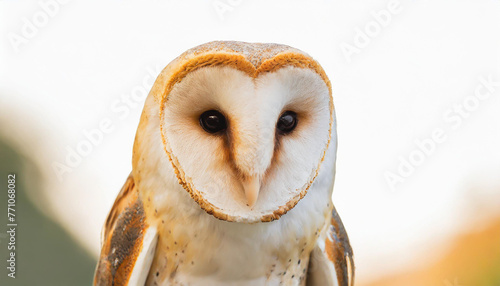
[199,110,227,133]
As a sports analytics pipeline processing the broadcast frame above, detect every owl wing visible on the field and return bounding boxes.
[94,174,158,286]
[307,206,354,286]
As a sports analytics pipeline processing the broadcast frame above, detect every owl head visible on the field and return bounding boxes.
[133,41,335,223]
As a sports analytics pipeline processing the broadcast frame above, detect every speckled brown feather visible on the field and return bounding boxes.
[94,175,149,286]
[324,206,354,286]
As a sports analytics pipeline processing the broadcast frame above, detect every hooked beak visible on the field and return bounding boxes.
[242,175,260,208]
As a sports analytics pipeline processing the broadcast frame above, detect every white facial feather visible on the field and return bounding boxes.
[158,65,331,222]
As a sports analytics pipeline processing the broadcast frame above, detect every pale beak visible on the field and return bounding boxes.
[242,175,260,208]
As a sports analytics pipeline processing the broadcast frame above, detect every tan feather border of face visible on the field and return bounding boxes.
[156,46,334,223]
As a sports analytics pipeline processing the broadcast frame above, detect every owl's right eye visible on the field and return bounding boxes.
[199,110,227,134]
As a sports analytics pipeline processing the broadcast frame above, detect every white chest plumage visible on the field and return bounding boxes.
[140,163,333,286]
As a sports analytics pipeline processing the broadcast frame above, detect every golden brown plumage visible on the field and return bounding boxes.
[94,175,151,286]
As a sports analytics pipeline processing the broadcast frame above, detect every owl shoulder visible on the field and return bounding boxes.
[94,174,158,286]
[307,206,354,286]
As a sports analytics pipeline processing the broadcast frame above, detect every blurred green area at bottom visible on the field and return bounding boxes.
[0,138,96,286]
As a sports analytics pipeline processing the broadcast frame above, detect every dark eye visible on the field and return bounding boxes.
[277,111,298,134]
[199,110,227,133]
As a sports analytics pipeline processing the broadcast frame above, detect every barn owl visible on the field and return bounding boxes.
[94,41,354,286]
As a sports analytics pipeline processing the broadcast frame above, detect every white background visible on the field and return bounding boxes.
[1,0,500,283]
